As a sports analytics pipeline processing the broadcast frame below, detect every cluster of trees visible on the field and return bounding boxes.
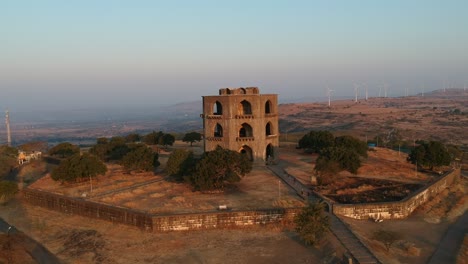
[0,145,18,178]
[87,137,160,171]
[408,141,453,170]
[51,153,107,183]
[166,146,252,192]
[298,131,367,175]
[143,131,175,148]
[48,142,80,158]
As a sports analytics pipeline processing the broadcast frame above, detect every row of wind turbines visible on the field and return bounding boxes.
[325,82,467,107]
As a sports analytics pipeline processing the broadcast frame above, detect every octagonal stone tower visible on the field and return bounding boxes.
[201,87,279,164]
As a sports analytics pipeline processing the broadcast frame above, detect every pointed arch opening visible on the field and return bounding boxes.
[266,122,273,136]
[266,144,274,160]
[213,101,223,115]
[265,100,272,114]
[239,123,253,138]
[239,100,252,115]
[239,145,253,161]
[214,123,223,137]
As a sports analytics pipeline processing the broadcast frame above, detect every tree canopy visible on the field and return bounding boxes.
[166,149,195,181]
[48,142,80,158]
[315,147,362,174]
[143,131,164,145]
[89,136,131,162]
[51,153,107,183]
[408,141,452,170]
[0,180,18,204]
[298,131,334,153]
[294,202,330,246]
[0,145,18,178]
[182,132,202,146]
[186,146,252,191]
[120,144,160,173]
[299,131,367,176]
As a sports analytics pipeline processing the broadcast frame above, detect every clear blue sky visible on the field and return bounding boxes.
[1,0,467,111]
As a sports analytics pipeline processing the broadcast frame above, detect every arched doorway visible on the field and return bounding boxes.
[239,145,253,161]
[266,144,274,161]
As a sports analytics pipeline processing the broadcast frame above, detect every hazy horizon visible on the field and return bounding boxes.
[2,1,468,112]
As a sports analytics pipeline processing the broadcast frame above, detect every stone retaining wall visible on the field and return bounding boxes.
[332,169,460,220]
[152,208,301,232]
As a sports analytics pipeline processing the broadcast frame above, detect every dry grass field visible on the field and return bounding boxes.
[279,89,468,146]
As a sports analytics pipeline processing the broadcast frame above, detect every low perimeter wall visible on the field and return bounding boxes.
[22,188,301,232]
[152,208,300,232]
[333,169,460,220]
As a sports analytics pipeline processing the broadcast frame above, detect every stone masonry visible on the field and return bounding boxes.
[201,87,279,164]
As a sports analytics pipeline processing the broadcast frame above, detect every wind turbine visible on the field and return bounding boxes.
[353,83,359,103]
[364,82,368,101]
[326,86,334,107]
[384,83,389,98]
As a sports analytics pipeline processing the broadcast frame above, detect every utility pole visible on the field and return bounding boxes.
[5,110,11,147]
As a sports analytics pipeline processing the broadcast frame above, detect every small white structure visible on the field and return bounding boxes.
[18,151,42,165]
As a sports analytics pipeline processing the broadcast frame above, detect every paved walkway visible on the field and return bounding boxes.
[428,211,468,264]
[268,164,381,264]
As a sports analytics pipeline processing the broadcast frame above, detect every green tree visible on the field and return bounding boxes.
[372,229,402,251]
[120,145,160,173]
[166,149,195,181]
[0,146,18,178]
[408,141,452,170]
[51,153,107,183]
[298,131,335,153]
[315,147,362,174]
[89,136,130,161]
[182,132,202,146]
[159,133,175,148]
[89,138,110,161]
[48,142,80,158]
[0,180,18,204]
[294,202,330,246]
[144,131,164,145]
[187,146,252,191]
[334,135,368,158]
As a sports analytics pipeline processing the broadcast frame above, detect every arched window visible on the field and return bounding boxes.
[239,88,246,94]
[214,123,223,137]
[213,101,223,115]
[266,122,273,136]
[239,100,252,115]
[239,123,253,137]
[265,100,272,114]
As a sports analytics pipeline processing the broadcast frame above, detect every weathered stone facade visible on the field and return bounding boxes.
[201,87,279,164]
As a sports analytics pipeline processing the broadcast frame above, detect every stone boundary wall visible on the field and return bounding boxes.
[22,188,154,230]
[21,188,301,232]
[152,208,301,232]
[332,169,460,220]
